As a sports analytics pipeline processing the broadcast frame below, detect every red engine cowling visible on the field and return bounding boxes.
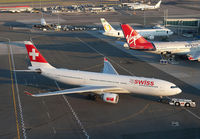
[102,93,119,104]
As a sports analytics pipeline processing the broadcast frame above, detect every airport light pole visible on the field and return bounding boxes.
[0,37,12,65]
[0,37,11,63]
[0,37,11,49]
[40,0,42,10]
[58,12,60,25]
[164,9,168,27]
[143,10,146,26]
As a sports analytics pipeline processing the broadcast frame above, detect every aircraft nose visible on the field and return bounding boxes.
[176,88,182,95]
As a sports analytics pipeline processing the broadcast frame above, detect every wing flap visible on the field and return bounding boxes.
[25,86,125,97]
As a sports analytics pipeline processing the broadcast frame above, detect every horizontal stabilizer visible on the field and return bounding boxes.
[13,69,41,73]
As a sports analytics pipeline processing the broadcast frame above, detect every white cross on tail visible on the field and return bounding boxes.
[29,49,39,60]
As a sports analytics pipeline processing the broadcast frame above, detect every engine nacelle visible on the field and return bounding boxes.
[102,93,119,104]
[123,43,129,49]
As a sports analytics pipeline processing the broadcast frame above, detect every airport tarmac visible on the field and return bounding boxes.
[88,31,200,91]
[0,27,200,139]
[0,0,200,29]
[0,1,200,138]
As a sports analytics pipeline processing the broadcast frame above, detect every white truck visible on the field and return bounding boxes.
[169,98,196,107]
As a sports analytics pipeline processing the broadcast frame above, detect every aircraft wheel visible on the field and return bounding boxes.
[87,94,97,100]
[175,102,180,106]
[185,103,190,107]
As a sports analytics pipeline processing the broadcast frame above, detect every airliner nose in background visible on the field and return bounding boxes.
[17,41,181,104]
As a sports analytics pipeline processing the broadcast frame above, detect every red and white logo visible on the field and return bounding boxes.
[126,30,142,45]
[29,49,39,60]
[129,79,154,87]
[104,24,112,32]
[121,24,155,50]
[106,97,114,101]
[25,41,47,63]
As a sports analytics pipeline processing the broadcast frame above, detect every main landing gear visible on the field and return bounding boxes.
[160,52,178,65]
[159,96,170,104]
[87,94,97,100]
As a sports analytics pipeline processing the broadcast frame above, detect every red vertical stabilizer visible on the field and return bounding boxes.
[121,24,155,50]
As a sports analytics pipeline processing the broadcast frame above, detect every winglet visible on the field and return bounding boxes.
[24,91,33,96]
[104,57,108,62]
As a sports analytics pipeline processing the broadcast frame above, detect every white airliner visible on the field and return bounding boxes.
[34,18,54,30]
[41,18,47,26]
[34,18,48,28]
[100,18,173,40]
[121,24,200,61]
[122,0,162,10]
[20,41,181,104]
[0,5,32,13]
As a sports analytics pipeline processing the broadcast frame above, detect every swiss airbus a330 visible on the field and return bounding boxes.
[18,41,181,104]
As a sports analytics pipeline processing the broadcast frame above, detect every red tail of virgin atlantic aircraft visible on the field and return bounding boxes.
[121,24,155,50]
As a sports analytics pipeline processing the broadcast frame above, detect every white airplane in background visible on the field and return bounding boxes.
[34,18,52,29]
[41,18,47,26]
[100,18,173,40]
[123,0,162,10]
[0,5,32,13]
[34,14,61,30]
[121,24,200,61]
[18,41,181,104]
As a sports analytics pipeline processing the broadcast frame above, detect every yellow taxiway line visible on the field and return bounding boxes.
[8,43,20,139]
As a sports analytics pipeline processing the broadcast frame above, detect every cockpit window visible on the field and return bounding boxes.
[171,86,178,88]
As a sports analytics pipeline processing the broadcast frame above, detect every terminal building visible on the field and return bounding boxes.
[164,18,200,35]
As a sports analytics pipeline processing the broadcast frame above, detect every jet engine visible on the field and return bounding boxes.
[102,93,119,104]
[123,43,129,49]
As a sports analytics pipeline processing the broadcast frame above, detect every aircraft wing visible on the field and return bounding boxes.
[25,86,124,97]
[188,51,200,61]
[102,58,119,75]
